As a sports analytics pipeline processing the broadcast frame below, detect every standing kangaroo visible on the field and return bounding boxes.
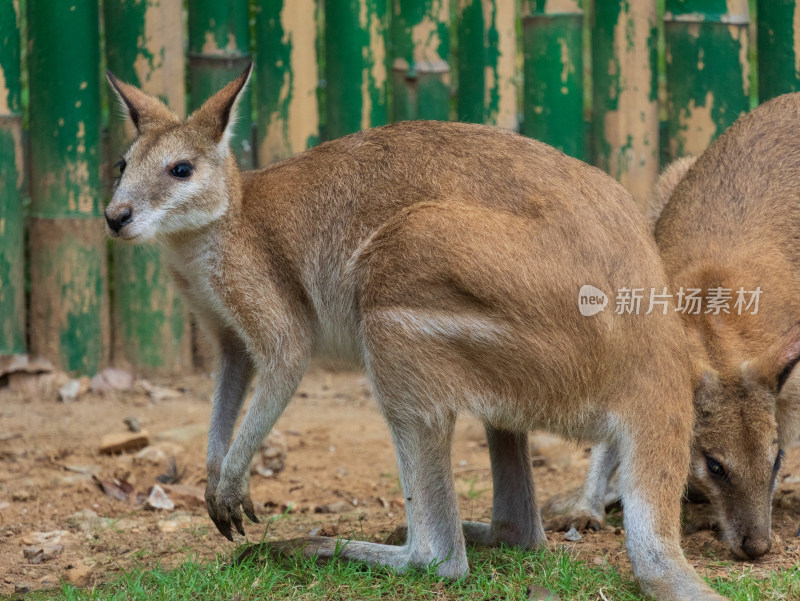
[104,66,724,601]
[546,93,800,561]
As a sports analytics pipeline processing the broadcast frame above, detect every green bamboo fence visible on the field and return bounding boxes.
[27,0,108,374]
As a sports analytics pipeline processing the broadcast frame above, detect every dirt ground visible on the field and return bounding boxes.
[1,362,799,595]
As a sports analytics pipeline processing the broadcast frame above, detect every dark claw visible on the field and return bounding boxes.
[243,499,259,523]
[232,512,245,537]
[219,520,234,541]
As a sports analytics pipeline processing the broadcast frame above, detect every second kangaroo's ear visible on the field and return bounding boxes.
[188,63,252,149]
[744,322,800,393]
[106,71,178,134]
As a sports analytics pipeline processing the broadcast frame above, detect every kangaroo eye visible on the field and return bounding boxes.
[774,449,785,474]
[114,158,126,175]
[170,161,194,179]
[705,455,727,479]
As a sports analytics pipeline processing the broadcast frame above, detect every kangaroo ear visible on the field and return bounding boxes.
[188,63,252,150]
[743,322,800,393]
[106,71,178,134]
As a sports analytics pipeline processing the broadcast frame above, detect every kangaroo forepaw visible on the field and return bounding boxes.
[207,481,258,541]
[545,513,603,532]
[542,488,605,532]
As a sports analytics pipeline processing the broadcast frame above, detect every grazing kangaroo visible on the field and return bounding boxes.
[547,93,800,560]
[104,66,724,601]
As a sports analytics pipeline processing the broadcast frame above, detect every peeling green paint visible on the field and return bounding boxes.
[457,0,517,128]
[522,2,584,159]
[255,0,320,166]
[105,0,190,374]
[592,0,659,208]
[664,0,750,160]
[28,0,108,374]
[757,0,800,100]
[114,245,187,371]
[28,0,102,218]
[188,0,253,167]
[325,0,388,138]
[0,0,25,354]
[391,0,451,122]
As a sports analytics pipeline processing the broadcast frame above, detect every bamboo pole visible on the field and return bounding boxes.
[105,0,191,374]
[456,0,518,129]
[188,0,253,168]
[27,0,108,374]
[591,0,659,210]
[391,0,451,122]
[0,0,25,355]
[664,0,750,160]
[254,0,320,166]
[325,0,388,138]
[522,0,584,159]
[757,0,800,101]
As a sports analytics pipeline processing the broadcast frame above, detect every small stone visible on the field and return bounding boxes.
[133,442,184,467]
[99,431,149,455]
[145,485,175,511]
[65,563,91,587]
[59,377,89,403]
[23,543,63,563]
[527,585,561,600]
[20,530,67,546]
[100,368,134,392]
[162,484,205,508]
[123,416,141,433]
[66,509,102,532]
[134,446,166,465]
[250,430,287,478]
[14,584,31,594]
[138,379,183,402]
[563,527,583,542]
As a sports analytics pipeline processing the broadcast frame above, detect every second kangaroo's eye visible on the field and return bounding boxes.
[774,449,785,474]
[170,161,194,179]
[114,158,126,175]
[705,455,727,479]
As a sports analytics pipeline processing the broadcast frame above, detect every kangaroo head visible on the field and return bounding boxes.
[104,65,251,241]
[688,323,800,559]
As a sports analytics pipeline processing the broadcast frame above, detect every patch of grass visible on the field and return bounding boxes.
[11,544,800,601]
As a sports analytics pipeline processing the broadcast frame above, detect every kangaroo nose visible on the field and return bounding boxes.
[105,207,132,233]
[741,535,771,558]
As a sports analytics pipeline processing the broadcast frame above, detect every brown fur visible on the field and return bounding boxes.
[103,68,723,600]
[655,93,800,558]
[551,94,800,562]
[647,156,697,228]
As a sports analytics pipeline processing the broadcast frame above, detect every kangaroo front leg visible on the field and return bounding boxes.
[463,427,545,549]
[205,336,255,535]
[211,349,309,541]
[617,425,724,601]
